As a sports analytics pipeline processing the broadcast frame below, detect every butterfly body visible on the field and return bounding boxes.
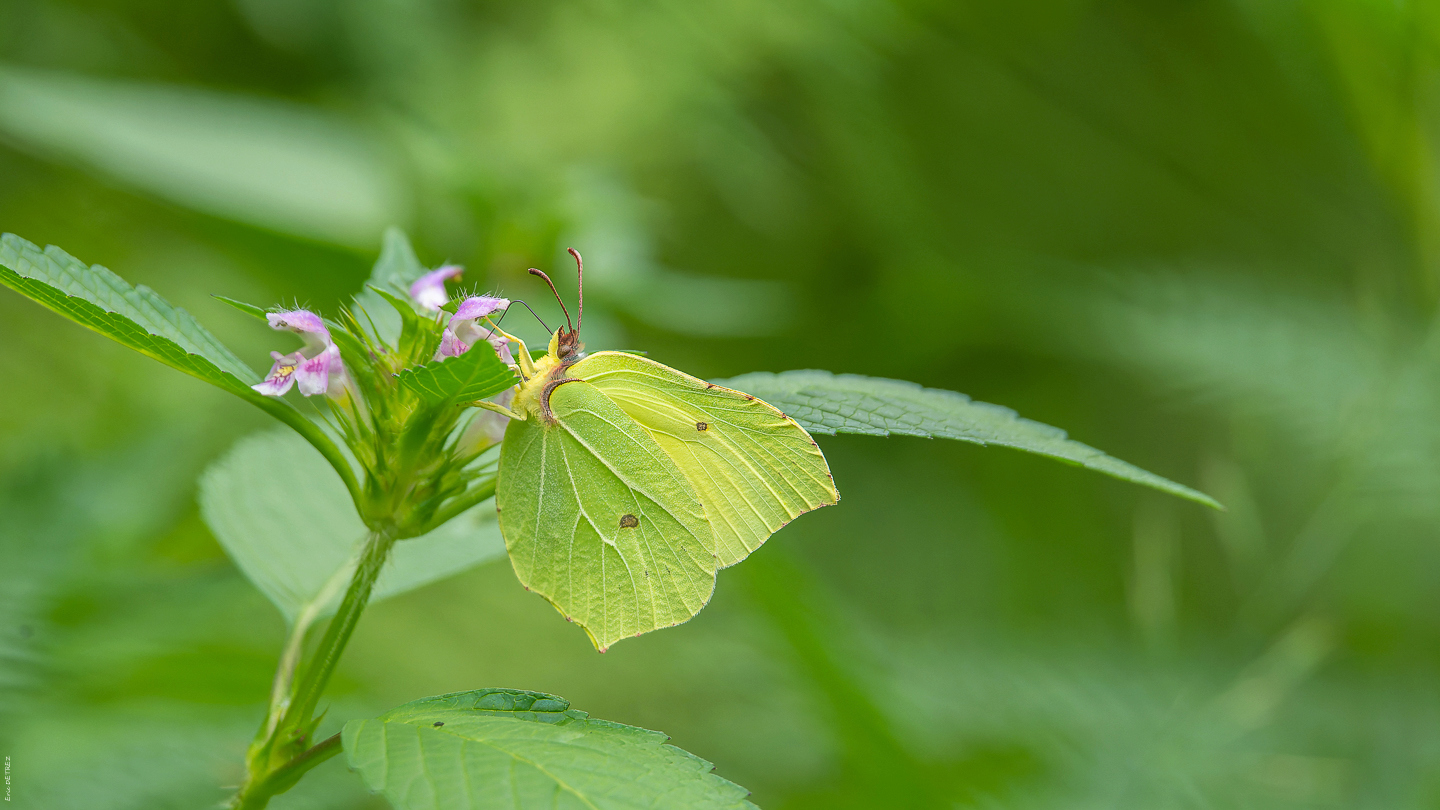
[510,325,588,422]
[494,256,836,650]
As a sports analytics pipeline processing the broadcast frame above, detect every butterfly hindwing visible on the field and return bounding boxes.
[571,352,838,567]
[496,378,717,650]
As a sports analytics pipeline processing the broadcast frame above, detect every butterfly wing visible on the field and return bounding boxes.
[496,377,717,651]
[571,352,838,567]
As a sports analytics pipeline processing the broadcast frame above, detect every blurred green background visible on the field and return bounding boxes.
[4,0,1440,807]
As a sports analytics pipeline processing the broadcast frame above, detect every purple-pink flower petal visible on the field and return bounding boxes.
[266,309,328,338]
[450,295,510,324]
[438,328,468,358]
[253,351,303,396]
[409,265,464,310]
[294,344,339,396]
[432,295,513,363]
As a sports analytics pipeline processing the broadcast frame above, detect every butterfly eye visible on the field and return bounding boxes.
[619,514,639,529]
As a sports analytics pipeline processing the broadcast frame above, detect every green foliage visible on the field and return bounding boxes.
[0,67,406,247]
[353,228,430,349]
[395,344,516,407]
[214,295,270,322]
[198,428,505,623]
[12,0,1440,807]
[0,232,363,508]
[0,232,259,391]
[721,370,1220,509]
[343,689,756,810]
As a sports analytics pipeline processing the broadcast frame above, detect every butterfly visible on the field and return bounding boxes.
[484,250,838,651]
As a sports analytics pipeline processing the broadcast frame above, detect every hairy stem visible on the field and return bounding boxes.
[286,527,396,731]
[260,561,354,739]
[232,528,396,809]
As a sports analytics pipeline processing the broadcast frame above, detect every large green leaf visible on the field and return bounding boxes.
[0,232,363,506]
[343,689,756,810]
[1,232,258,391]
[719,370,1220,509]
[396,344,517,406]
[198,429,505,623]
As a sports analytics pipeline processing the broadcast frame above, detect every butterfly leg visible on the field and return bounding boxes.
[474,399,523,420]
[483,321,536,380]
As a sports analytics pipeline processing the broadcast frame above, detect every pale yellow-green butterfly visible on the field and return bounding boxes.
[481,250,837,651]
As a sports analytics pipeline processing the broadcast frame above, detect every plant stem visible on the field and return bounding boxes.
[286,527,396,735]
[415,475,497,537]
[230,734,342,810]
[232,527,396,809]
[260,561,354,740]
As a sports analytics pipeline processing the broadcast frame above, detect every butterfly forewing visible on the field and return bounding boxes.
[571,352,838,567]
[497,378,717,651]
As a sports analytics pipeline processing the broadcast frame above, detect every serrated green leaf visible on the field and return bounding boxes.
[342,689,757,810]
[1,232,259,390]
[199,428,505,623]
[718,370,1220,509]
[1,232,364,508]
[397,345,517,407]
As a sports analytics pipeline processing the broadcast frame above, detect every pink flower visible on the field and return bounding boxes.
[252,309,346,397]
[436,295,512,364]
[408,265,464,311]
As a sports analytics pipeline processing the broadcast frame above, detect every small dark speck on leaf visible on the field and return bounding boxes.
[433,722,444,727]
[696,422,708,431]
[620,514,639,528]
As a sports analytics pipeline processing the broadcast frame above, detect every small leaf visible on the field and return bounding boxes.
[397,346,517,407]
[199,428,506,623]
[367,227,429,294]
[368,284,437,362]
[719,370,1221,509]
[353,227,428,347]
[213,294,269,322]
[343,689,756,810]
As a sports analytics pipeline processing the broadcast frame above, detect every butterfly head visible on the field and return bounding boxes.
[530,248,586,364]
[547,323,584,363]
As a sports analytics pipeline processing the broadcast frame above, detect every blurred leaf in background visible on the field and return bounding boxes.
[7,0,1440,807]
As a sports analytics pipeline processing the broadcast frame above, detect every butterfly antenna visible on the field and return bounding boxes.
[507,299,550,334]
[475,303,510,341]
[567,248,583,333]
[528,268,572,332]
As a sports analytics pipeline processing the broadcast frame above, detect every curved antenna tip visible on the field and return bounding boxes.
[566,249,584,332]
[528,268,573,332]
